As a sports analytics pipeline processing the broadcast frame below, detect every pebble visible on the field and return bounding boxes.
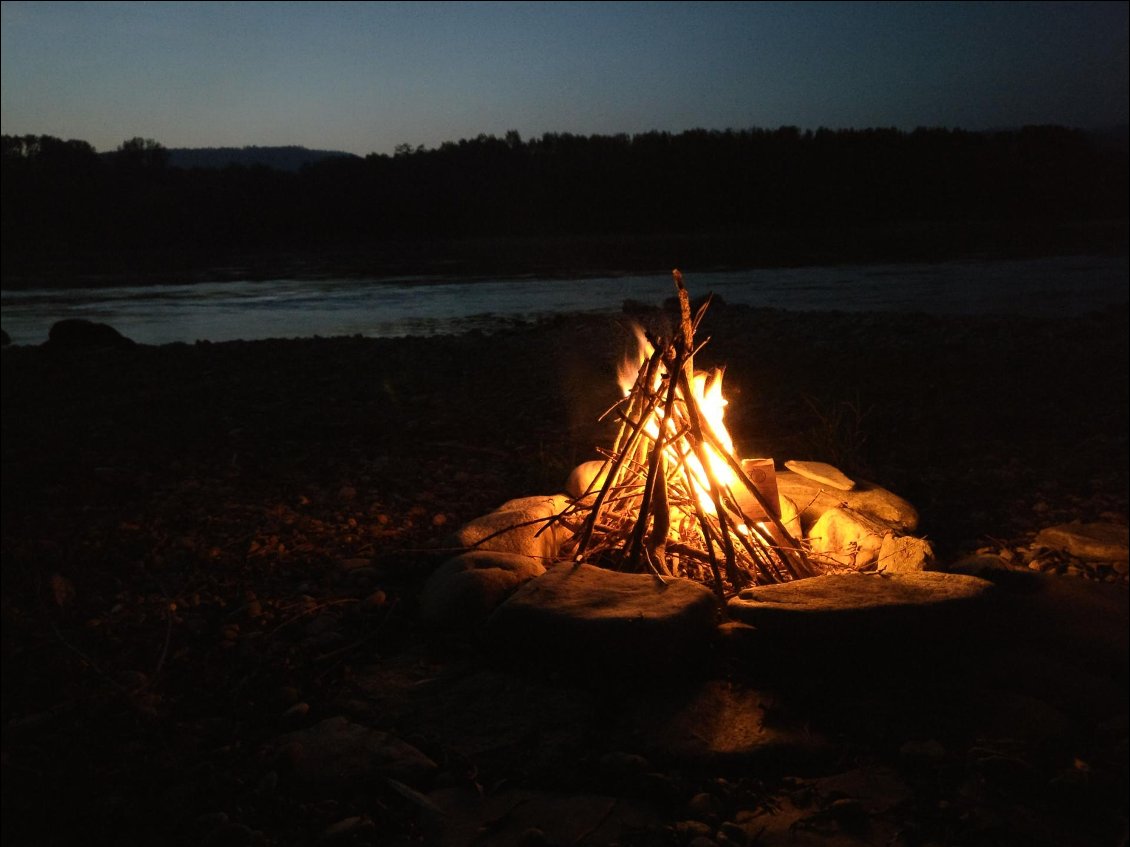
[199,822,255,847]
[338,558,372,571]
[687,791,720,818]
[321,816,364,840]
[280,702,310,727]
[675,820,714,840]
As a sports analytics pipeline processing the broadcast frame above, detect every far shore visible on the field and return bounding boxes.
[2,219,1126,290]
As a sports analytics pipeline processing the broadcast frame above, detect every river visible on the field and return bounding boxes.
[1,254,1126,346]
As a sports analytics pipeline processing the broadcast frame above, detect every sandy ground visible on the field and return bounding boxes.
[2,303,1127,845]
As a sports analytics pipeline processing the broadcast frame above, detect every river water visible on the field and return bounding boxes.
[1,255,1126,346]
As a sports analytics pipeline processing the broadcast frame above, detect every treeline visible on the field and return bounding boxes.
[2,126,1126,277]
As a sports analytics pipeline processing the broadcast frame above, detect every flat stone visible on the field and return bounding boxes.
[727,572,991,639]
[784,459,856,490]
[771,469,920,533]
[420,551,546,628]
[453,494,570,560]
[1035,522,1130,563]
[486,563,718,675]
[271,716,437,792]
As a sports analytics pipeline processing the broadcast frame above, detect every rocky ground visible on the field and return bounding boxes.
[2,300,1127,846]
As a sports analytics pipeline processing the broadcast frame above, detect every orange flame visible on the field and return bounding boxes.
[618,326,739,519]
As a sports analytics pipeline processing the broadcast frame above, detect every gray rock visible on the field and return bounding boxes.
[876,533,935,574]
[727,572,992,641]
[486,563,718,675]
[420,551,546,628]
[271,716,437,791]
[784,459,855,490]
[1035,522,1129,563]
[454,494,570,559]
[771,469,919,534]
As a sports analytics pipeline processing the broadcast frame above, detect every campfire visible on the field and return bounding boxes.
[544,271,815,597]
[454,269,933,606]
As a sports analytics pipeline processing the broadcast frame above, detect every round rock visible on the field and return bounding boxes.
[454,494,570,560]
[420,551,547,628]
[486,563,719,676]
[771,470,919,533]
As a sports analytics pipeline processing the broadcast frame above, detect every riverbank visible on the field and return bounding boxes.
[2,304,1127,845]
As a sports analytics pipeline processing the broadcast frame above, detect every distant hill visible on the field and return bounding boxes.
[165,145,360,171]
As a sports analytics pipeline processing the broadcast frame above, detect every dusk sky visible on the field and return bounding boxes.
[2,1,1127,157]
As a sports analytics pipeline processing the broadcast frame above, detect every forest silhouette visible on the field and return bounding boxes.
[2,126,1126,286]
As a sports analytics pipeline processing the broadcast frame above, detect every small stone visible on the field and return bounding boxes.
[687,791,720,818]
[1035,522,1129,563]
[718,820,752,846]
[255,770,278,795]
[200,822,255,847]
[599,751,651,776]
[321,816,364,840]
[675,819,714,839]
[784,460,856,490]
[900,739,947,760]
[877,533,934,574]
[270,716,437,791]
[280,702,310,727]
[808,507,887,569]
[361,590,388,610]
[338,558,372,571]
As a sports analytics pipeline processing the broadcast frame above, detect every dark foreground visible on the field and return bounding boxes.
[2,303,1127,846]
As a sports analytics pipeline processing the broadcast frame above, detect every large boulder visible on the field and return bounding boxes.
[770,468,920,533]
[47,319,135,349]
[486,563,718,676]
[420,551,546,628]
[453,494,570,560]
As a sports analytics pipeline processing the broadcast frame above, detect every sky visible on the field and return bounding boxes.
[1,1,1127,157]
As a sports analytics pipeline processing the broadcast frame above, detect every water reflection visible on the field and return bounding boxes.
[2,255,1126,346]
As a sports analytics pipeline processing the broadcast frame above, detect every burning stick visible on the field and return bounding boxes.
[558,270,814,598]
